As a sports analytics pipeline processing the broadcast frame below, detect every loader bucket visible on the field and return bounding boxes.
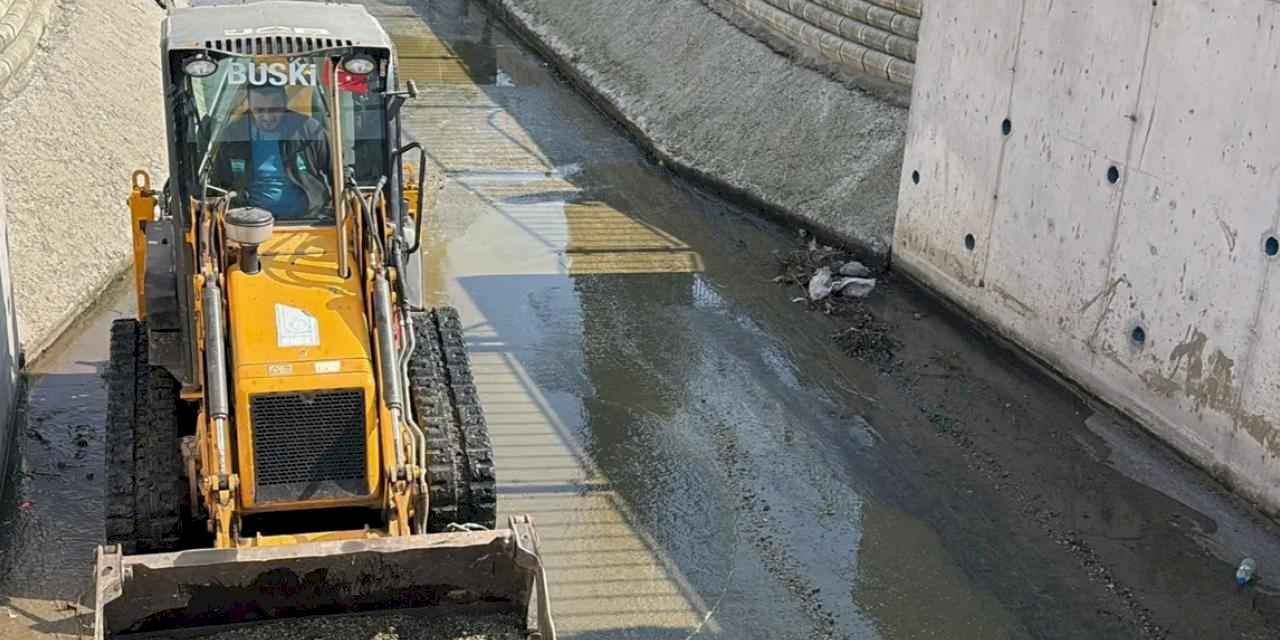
[93,515,556,640]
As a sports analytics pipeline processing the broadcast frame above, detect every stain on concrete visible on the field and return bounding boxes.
[1080,276,1127,314]
[991,284,1035,318]
[1083,276,1129,347]
[1214,211,1239,253]
[1140,326,1278,458]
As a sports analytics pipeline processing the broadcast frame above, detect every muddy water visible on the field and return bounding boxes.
[383,0,1024,637]
[0,1,1278,639]
[0,281,133,638]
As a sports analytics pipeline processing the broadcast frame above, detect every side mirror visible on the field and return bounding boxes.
[224,207,274,275]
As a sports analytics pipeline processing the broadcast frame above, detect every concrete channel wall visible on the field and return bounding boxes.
[482,0,908,263]
[0,178,20,498]
[895,0,1280,515]
[0,0,53,493]
[705,0,920,87]
[0,0,166,357]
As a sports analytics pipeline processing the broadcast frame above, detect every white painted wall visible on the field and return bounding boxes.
[896,0,1280,513]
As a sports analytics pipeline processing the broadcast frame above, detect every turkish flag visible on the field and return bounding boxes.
[321,61,370,95]
[337,69,368,94]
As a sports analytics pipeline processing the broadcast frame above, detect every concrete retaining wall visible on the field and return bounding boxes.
[483,0,907,263]
[0,0,166,357]
[708,0,919,86]
[0,177,20,496]
[895,0,1280,514]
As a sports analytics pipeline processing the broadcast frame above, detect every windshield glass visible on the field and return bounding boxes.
[175,53,387,225]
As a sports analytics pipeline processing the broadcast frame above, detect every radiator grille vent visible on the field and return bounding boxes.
[250,388,367,503]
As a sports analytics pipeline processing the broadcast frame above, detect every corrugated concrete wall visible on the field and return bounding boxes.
[709,0,920,86]
[0,0,56,97]
[895,0,1280,514]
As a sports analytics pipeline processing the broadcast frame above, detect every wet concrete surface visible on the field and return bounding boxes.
[2,0,1279,638]
[0,279,133,638]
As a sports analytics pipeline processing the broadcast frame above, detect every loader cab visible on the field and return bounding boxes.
[170,51,391,224]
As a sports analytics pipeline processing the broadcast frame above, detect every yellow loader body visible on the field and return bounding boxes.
[93,1,554,637]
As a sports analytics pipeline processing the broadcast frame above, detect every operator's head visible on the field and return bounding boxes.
[248,83,288,131]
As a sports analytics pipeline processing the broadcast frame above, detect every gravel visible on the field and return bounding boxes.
[179,613,525,640]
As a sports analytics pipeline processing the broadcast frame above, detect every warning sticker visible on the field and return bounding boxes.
[275,304,320,347]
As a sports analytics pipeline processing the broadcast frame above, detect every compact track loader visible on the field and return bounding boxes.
[93,1,554,637]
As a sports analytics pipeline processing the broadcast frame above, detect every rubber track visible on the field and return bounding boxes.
[105,320,139,549]
[133,345,184,552]
[434,307,496,528]
[104,319,184,552]
[408,310,461,531]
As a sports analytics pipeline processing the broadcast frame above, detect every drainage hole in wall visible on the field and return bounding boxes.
[1001,118,1012,136]
[964,233,976,251]
[912,170,920,185]
[1107,166,1121,184]
[1131,325,1147,346]
[1266,236,1279,257]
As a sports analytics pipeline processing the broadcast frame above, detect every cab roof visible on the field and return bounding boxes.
[164,0,393,54]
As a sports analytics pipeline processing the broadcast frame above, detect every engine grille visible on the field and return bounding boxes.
[250,389,368,504]
[203,37,355,56]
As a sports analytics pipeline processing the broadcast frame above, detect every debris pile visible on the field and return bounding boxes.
[775,236,877,312]
[832,307,897,364]
[775,232,896,363]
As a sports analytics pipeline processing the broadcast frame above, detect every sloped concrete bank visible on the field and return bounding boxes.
[481,0,907,265]
[0,0,165,359]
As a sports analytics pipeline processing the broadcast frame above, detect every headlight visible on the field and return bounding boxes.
[183,56,217,78]
[342,55,376,75]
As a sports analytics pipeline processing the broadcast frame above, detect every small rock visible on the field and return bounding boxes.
[836,277,877,299]
[838,261,872,277]
[808,267,835,301]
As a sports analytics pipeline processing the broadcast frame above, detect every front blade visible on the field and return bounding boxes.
[94,521,551,639]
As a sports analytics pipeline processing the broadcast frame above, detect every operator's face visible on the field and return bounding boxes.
[249,90,287,131]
